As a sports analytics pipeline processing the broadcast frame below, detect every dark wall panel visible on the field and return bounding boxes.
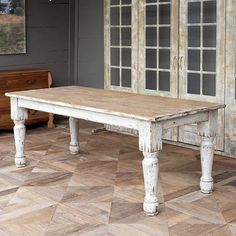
[0,0,70,86]
[78,0,104,88]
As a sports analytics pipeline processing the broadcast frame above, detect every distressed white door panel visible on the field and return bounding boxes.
[225,0,236,157]
[104,0,138,93]
[138,0,179,141]
[178,0,225,151]
[104,0,236,155]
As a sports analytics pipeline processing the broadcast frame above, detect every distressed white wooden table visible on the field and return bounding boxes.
[6,86,225,216]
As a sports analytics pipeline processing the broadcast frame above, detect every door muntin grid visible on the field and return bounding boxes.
[187,0,217,97]
[145,0,171,93]
[110,0,133,89]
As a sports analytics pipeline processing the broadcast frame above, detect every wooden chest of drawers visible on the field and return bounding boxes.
[0,69,54,129]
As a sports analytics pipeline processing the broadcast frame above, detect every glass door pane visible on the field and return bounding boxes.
[179,0,225,151]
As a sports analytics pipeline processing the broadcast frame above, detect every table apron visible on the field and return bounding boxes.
[161,112,209,130]
[18,99,140,130]
[18,98,211,133]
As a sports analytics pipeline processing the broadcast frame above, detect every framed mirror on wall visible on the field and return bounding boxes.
[0,0,26,55]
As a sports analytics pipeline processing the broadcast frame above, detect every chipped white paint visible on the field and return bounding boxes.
[69,117,79,154]
[6,86,224,216]
[179,0,225,151]
[139,122,162,152]
[10,97,28,167]
[197,110,218,193]
[139,123,162,215]
[225,0,236,157]
[142,152,159,216]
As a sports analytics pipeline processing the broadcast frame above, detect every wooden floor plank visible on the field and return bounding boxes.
[0,120,235,236]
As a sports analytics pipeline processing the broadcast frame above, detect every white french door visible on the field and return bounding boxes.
[104,0,138,93]
[178,0,225,151]
[104,0,226,150]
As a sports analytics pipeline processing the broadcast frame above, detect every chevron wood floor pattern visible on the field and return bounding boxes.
[0,120,235,236]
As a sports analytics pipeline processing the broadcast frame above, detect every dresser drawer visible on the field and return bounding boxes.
[0,72,49,93]
[0,69,54,130]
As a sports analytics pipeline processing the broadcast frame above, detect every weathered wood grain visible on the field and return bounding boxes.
[6,86,224,122]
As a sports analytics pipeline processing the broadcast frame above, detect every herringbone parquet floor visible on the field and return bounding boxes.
[0,120,235,236]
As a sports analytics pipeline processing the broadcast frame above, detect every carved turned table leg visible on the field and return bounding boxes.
[10,98,28,168]
[139,122,162,216]
[198,110,218,194]
[142,151,159,215]
[69,117,79,154]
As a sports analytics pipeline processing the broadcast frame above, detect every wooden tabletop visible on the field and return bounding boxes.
[6,86,225,122]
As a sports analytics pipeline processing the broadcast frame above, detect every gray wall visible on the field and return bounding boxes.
[77,0,104,88]
[0,0,70,86]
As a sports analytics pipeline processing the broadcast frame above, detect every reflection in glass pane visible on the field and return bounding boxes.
[146,49,157,68]
[146,70,157,90]
[203,26,216,47]
[111,68,120,86]
[159,49,170,69]
[188,26,200,47]
[203,1,216,23]
[111,48,120,66]
[122,0,131,4]
[188,2,201,23]
[159,27,170,47]
[122,48,132,67]
[159,4,170,25]
[122,7,132,25]
[122,69,132,87]
[146,27,157,46]
[188,73,200,94]
[203,74,216,96]
[122,28,131,46]
[111,0,119,5]
[188,50,200,71]
[111,7,120,25]
[146,5,157,25]
[203,50,216,72]
[146,0,157,3]
[159,71,170,91]
[111,28,120,46]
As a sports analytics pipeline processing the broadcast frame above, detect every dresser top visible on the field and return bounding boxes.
[0,69,49,76]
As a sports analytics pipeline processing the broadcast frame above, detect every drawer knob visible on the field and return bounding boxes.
[27,79,37,85]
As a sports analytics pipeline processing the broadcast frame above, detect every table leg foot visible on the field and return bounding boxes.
[69,145,79,155]
[200,177,213,194]
[15,157,26,168]
[143,201,159,216]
